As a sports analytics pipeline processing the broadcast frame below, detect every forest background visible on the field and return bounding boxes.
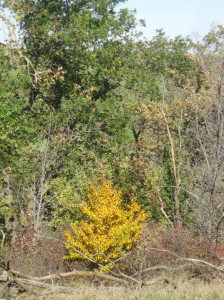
[0,0,224,297]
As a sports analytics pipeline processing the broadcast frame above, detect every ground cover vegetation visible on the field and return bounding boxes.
[1,0,224,298]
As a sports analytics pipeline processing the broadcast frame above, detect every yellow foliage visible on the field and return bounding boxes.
[64,180,146,266]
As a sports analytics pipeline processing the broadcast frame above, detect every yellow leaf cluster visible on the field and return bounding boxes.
[64,180,146,266]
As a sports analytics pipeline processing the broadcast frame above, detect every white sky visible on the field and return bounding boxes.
[119,0,224,39]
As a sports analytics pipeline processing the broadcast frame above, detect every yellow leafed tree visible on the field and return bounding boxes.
[64,179,146,267]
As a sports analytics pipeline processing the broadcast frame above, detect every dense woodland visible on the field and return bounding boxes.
[1,0,224,297]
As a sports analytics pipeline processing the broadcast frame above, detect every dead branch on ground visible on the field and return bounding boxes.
[1,242,224,297]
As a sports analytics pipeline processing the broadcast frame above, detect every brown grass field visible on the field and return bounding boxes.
[1,278,223,300]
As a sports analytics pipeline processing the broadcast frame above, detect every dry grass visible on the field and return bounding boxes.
[11,278,224,300]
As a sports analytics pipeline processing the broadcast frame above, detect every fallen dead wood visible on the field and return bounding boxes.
[0,266,176,295]
[15,278,78,294]
[179,257,224,272]
[0,268,128,297]
[0,271,78,295]
[148,247,224,274]
[1,246,224,298]
[11,269,127,285]
[132,264,192,277]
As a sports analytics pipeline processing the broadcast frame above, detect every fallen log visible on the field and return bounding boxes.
[11,269,127,285]
[1,247,223,298]
[16,278,78,294]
